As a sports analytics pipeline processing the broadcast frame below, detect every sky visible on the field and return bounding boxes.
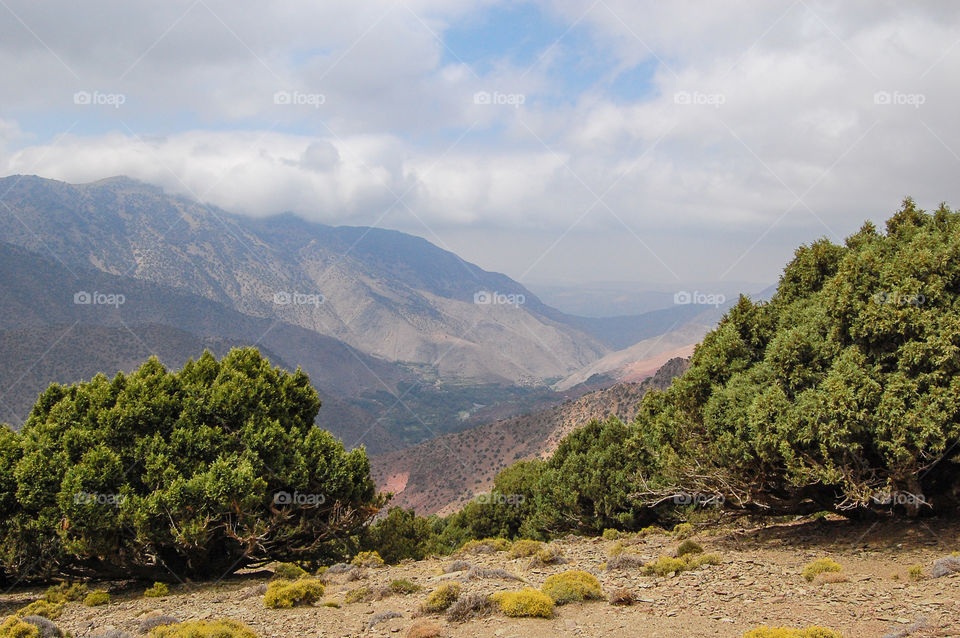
[1,0,958,288]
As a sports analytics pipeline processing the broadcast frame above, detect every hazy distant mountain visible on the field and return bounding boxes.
[0,175,722,457]
[0,175,612,384]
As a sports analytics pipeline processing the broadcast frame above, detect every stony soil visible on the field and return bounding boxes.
[3,517,958,638]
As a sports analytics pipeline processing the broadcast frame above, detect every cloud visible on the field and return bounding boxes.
[1,0,959,283]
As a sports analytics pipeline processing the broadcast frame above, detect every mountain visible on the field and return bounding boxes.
[370,357,690,515]
[0,175,609,384]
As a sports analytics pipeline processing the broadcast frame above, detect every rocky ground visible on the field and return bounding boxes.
[2,517,958,638]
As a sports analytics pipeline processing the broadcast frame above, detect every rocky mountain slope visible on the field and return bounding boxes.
[371,357,691,515]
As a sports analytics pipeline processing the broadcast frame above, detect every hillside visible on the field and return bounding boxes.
[371,357,690,515]
[5,517,957,637]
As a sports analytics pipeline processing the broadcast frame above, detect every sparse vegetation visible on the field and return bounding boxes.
[608,588,635,606]
[43,583,87,604]
[445,593,494,623]
[143,582,170,598]
[509,539,543,558]
[14,603,61,621]
[742,628,844,638]
[490,588,554,618]
[0,617,40,638]
[541,570,604,604]
[262,578,324,608]
[676,539,703,557]
[388,579,422,594]
[271,562,307,580]
[802,559,842,583]
[672,523,694,539]
[351,551,385,568]
[421,582,460,613]
[18,616,62,638]
[149,620,257,638]
[82,591,110,607]
[907,565,923,581]
[137,615,180,634]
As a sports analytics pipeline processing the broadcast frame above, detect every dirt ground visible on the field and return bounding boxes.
[3,517,958,638]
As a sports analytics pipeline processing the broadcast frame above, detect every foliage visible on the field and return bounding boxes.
[0,348,383,581]
[540,571,604,604]
[0,617,39,638]
[43,582,87,603]
[388,579,422,594]
[143,582,170,598]
[508,540,543,558]
[490,588,554,618]
[802,559,842,582]
[262,579,324,608]
[17,617,62,638]
[420,583,460,613]
[14,603,61,621]
[742,628,843,638]
[83,591,110,607]
[444,593,494,623]
[148,619,257,638]
[362,508,434,564]
[456,538,511,554]
[628,201,960,517]
[271,563,306,581]
[907,564,923,581]
[351,551,385,568]
[675,540,703,557]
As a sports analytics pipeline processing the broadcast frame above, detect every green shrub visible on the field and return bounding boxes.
[742,628,844,638]
[675,540,703,557]
[602,529,621,540]
[802,559,842,583]
[143,582,170,598]
[907,564,923,581]
[351,551,384,568]
[14,602,63,620]
[0,617,40,638]
[362,507,435,564]
[672,523,694,539]
[638,525,666,537]
[421,583,460,613]
[625,201,960,519]
[540,571,604,605]
[0,348,383,581]
[686,553,721,569]
[263,578,324,608]
[343,587,372,604]
[509,540,543,558]
[43,582,87,603]
[83,591,110,607]
[490,589,554,618]
[272,563,307,580]
[529,544,563,566]
[149,620,257,638]
[643,556,688,577]
[388,579,422,594]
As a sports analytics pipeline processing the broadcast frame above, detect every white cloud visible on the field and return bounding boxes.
[1,0,959,284]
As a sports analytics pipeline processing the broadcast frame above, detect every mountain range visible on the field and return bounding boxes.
[0,175,731,456]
